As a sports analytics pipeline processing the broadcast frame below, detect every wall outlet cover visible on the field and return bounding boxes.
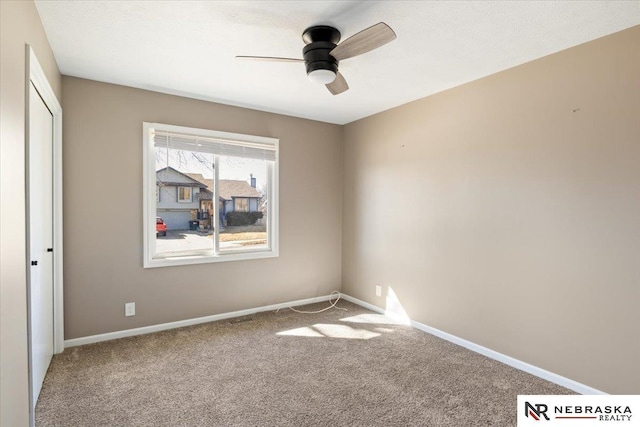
[125,302,135,317]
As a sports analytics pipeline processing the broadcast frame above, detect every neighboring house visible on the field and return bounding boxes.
[220,176,262,215]
[156,167,262,230]
[185,173,262,228]
[156,167,207,230]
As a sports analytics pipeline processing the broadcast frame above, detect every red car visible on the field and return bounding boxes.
[156,217,167,237]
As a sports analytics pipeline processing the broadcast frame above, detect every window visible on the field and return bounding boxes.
[177,186,192,203]
[235,198,248,212]
[143,122,278,268]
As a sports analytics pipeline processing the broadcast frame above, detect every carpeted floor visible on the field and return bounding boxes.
[36,301,571,426]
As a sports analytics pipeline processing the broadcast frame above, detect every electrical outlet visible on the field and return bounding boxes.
[375,285,382,297]
[125,302,135,317]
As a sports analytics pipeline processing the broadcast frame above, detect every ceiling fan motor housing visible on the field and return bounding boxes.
[302,26,341,76]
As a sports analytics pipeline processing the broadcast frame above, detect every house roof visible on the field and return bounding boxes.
[157,167,207,187]
[184,173,261,201]
[184,173,212,190]
[219,180,261,200]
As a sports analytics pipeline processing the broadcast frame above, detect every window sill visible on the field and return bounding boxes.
[144,248,278,268]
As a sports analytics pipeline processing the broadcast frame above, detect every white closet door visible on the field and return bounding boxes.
[29,81,54,409]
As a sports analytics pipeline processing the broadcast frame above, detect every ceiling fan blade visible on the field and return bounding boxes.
[235,56,304,63]
[326,71,349,95]
[330,22,396,61]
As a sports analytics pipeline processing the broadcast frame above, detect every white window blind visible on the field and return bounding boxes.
[153,130,277,161]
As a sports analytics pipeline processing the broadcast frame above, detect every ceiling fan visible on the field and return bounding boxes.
[236,22,396,95]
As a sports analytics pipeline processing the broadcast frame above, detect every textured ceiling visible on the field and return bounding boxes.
[35,1,640,125]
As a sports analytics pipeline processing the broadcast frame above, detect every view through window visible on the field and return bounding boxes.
[144,123,278,267]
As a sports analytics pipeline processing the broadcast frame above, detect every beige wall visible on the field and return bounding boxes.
[0,1,62,426]
[62,77,342,339]
[342,26,640,394]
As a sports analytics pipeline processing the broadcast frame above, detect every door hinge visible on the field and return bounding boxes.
[47,248,53,252]
[31,260,38,266]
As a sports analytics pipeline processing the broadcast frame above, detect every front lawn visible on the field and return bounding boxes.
[218,232,267,242]
[211,225,267,245]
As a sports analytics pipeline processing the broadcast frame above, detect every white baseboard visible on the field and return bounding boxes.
[341,294,385,314]
[340,294,606,395]
[64,294,333,348]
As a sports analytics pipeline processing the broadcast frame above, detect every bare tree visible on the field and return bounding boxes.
[258,184,268,212]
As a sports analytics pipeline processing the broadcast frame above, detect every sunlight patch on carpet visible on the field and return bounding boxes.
[276,326,324,338]
[340,313,406,325]
[276,323,380,340]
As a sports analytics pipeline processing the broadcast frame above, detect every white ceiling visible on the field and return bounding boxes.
[35,1,640,125]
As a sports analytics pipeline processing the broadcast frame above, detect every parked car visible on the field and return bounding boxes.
[156,217,167,237]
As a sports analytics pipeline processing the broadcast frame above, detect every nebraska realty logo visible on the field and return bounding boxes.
[517,395,640,426]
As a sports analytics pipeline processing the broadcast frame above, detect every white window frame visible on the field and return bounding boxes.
[143,122,279,268]
[177,186,192,203]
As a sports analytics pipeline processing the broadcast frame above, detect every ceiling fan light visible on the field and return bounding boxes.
[308,69,336,85]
